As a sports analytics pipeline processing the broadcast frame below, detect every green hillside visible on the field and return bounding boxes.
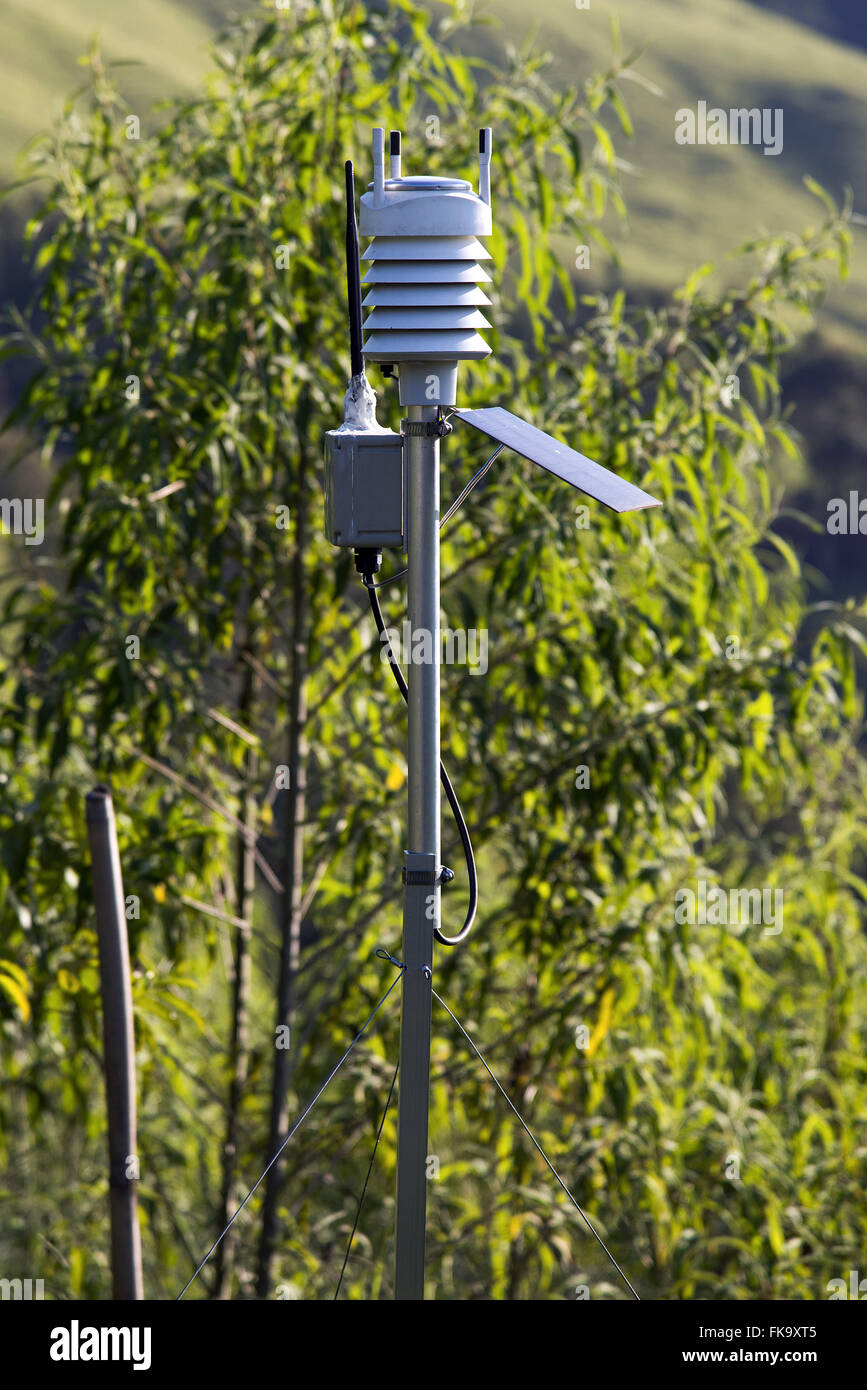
[489,0,866,357]
[1,0,863,357]
[0,0,218,181]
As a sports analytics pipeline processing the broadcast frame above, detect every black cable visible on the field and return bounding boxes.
[334,1060,399,1299]
[356,549,478,947]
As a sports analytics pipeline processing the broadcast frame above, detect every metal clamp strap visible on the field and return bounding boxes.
[402,865,455,886]
[400,418,453,438]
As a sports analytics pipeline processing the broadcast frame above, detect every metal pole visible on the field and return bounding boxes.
[394,404,440,1300]
[85,785,143,1301]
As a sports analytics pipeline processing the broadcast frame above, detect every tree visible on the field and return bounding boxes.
[1,0,865,1299]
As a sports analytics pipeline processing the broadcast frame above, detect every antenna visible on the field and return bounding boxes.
[323,126,660,1302]
[344,161,364,379]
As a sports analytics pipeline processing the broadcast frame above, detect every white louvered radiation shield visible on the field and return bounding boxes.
[358,131,494,405]
[361,228,493,363]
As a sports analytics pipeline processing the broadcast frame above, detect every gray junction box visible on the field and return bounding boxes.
[323,427,405,548]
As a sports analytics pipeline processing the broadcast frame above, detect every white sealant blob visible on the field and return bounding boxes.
[336,372,380,432]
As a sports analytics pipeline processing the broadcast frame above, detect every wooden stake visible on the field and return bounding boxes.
[86,785,143,1300]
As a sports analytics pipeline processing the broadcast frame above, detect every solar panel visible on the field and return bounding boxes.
[452,406,661,513]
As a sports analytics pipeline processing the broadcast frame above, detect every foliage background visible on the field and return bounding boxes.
[0,0,866,1300]
[2,0,867,614]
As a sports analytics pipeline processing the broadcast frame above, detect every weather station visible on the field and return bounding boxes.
[324,127,660,1300]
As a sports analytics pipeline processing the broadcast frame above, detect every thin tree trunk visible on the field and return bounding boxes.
[214,650,258,1298]
[506,962,537,1300]
[256,436,309,1298]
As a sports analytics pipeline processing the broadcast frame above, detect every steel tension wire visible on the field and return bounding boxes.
[432,988,641,1301]
[440,443,504,528]
[368,442,506,590]
[334,1058,399,1299]
[176,957,405,1299]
